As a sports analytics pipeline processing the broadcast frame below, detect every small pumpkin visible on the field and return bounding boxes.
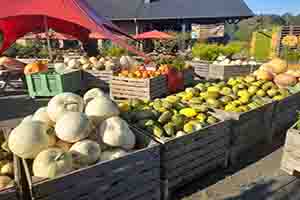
[32,107,55,128]
[24,62,48,75]
[69,140,101,169]
[8,121,50,159]
[83,88,106,105]
[55,112,91,143]
[33,148,73,178]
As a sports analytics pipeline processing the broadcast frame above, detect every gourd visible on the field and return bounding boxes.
[55,112,91,143]
[101,148,127,161]
[24,62,48,75]
[89,57,98,66]
[32,107,55,127]
[69,140,101,169]
[8,121,50,159]
[0,162,13,176]
[83,88,106,105]
[100,116,135,150]
[0,176,13,189]
[54,63,66,74]
[67,59,80,69]
[32,148,73,178]
[82,63,92,70]
[85,96,120,125]
[47,93,84,122]
[79,56,89,65]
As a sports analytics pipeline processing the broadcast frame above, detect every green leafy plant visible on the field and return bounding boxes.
[102,46,127,57]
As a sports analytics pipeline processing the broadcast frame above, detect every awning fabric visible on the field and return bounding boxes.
[0,0,146,57]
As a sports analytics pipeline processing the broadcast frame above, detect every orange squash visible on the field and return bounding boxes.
[24,62,48,75]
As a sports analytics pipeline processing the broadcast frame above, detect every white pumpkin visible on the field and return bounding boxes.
[100,116,135,150]
[69,140,101,169]
[54,63,66,74]
[0,162,13,176]
[67,59,80,69]
[32,107,55,127]
[22,115,33,123]
[89,57,98,66]
[99,57,106,63]
[83,88,106,105]
[82,63,92,70]
[8,121,50,159]
[101,148,127,161]
[120,56,130,69]
[79,56,89,65]
[33,148,73,178]
[85,96,120,125]
[47,93,84,122]
[55,112,91,143]
[0,176,13,189]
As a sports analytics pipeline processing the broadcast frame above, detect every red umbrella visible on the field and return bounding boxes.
[89,32,128,40]
[134,30,175,40]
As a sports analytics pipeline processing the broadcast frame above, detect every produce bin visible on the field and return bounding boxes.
[110,75,168,101]
[208,64,259,80]
[133,119,231,199]
[271,92,300,137]
[0,127,26,200]
[83,70,114,91]
[183,68,194,87]
[25,69,82,98]
[213,102,275,165]
[185,61,210,80]
[23,127,161,200]
[280,123,300,175]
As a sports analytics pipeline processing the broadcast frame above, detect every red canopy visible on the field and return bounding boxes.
[134,30,175,40]
[25,32,77,40]
[0,0,146,57]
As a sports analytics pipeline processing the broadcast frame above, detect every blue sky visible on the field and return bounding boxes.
[244,0,300,15]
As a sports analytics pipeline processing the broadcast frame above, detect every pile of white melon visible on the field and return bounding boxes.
[54,56,120,74]
[7,89,136,179]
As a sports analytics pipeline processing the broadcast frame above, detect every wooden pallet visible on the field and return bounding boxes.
[110,75,168,101]
[185,61,210,80]
[83,70,114,91]
[208,64,260,80]
[213,102,275,165]
[281,124,300,176]
[22,127,161,200]
[0,127,29,200]
[272,92,300,137]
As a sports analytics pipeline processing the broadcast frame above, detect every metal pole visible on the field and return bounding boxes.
[43,16,53,61]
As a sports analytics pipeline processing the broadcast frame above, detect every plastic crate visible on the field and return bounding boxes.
[25,69,82,98]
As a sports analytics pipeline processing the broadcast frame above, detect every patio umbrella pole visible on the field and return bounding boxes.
[43,16,53,61]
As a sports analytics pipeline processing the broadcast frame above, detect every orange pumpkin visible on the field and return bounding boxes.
[24,62,48,75]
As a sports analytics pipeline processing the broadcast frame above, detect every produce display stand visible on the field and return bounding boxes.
[271,92,300,137]
[213,102,275,165]
[183,68,194,87]
[0,123,30,200]
[208,64,260,80]
[281,123,300,175]
[185,61,210,80]
[110,75,168,101]
[133,119,231,199]
[83,70,115,91]
[25,69,82,98]
[22,126,161,200]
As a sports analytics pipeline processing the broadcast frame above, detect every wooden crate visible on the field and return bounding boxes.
[185,61,210,80]
[0,126,28,200]
[208,64,259,80]
[24,127,161,200]
[110,75,168,101]
[271,92,300,137]
[183,68,195,87]
[213,102,275,165]
[134,119,231,199]
[83,70,114,91]
[281,123,300,175]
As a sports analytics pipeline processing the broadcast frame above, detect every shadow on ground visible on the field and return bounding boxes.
[173,134,286,200]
